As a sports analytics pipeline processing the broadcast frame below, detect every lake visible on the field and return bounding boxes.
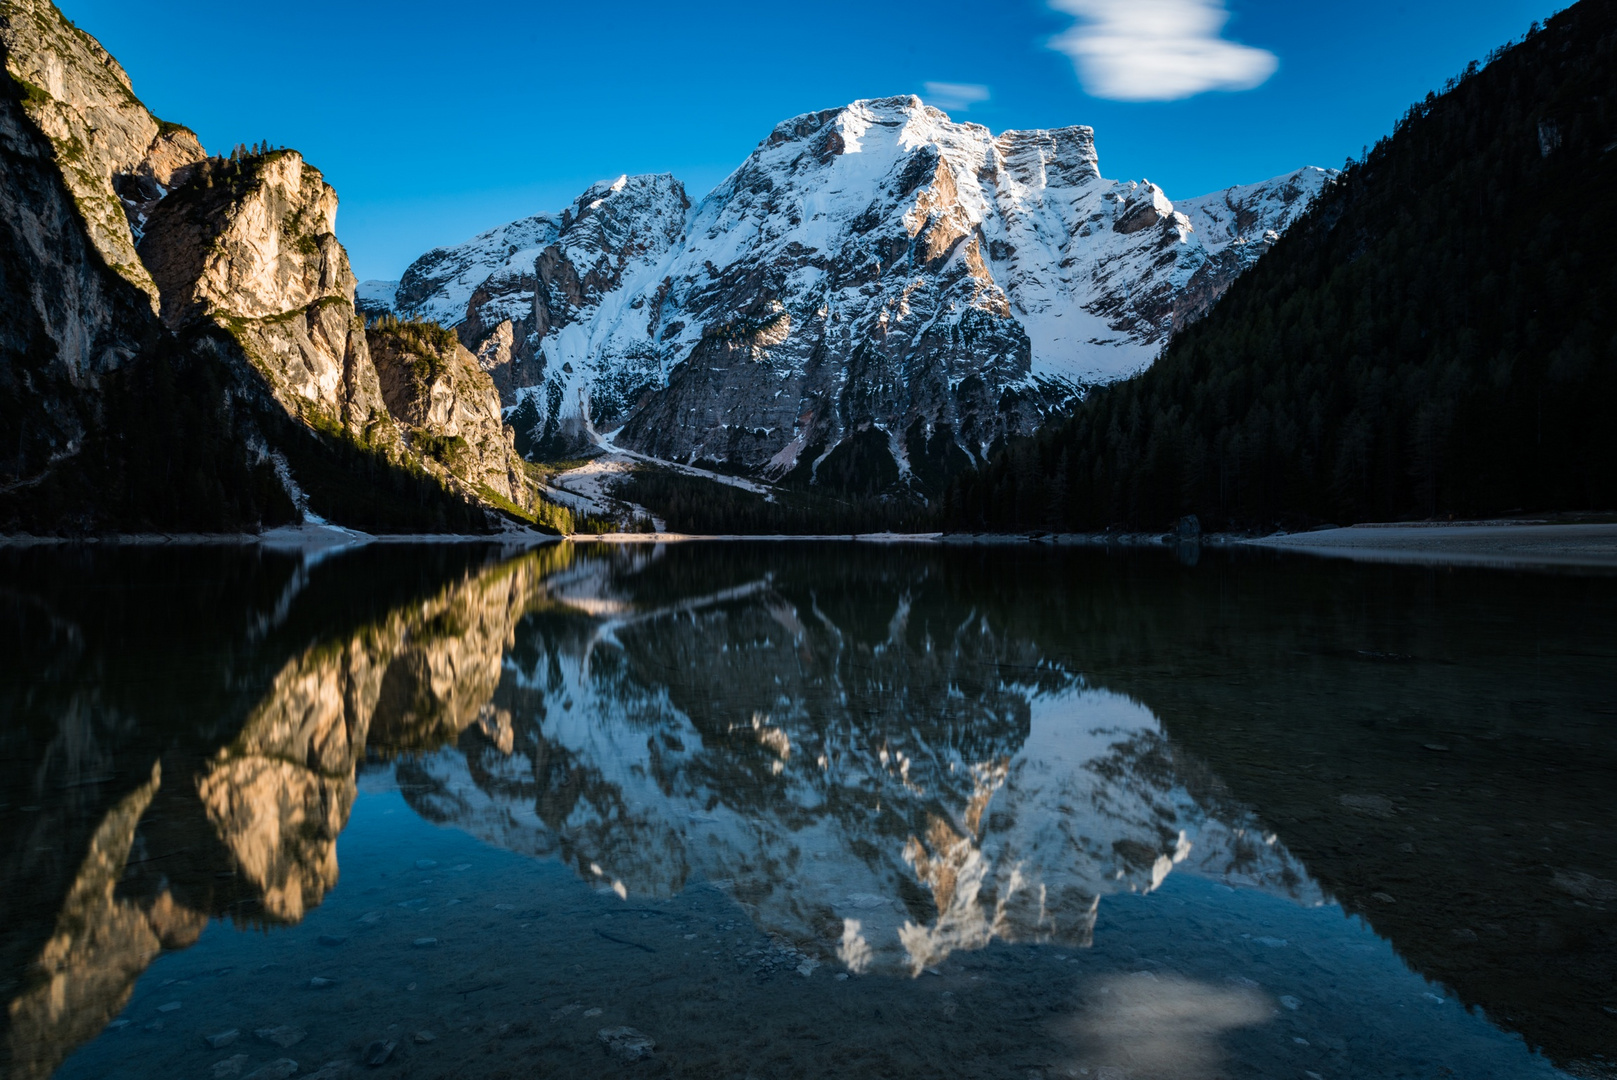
[2,541,1612,1079]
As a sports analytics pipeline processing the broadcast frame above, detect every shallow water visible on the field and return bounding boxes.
[1,541,1613,1079]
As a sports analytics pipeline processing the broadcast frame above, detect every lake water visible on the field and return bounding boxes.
[2,541,1613,1080]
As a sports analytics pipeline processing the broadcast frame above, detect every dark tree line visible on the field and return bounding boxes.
[615,468,937,535]
[946,0,1617,533]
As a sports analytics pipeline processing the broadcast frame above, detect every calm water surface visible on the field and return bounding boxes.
[1,542,1613,1079]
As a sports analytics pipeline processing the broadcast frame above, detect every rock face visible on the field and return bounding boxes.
[138,151,399,445]
[385,97,1331,491]
[0,0,532,532]
[366,319,531,506]
[0,0,204,304]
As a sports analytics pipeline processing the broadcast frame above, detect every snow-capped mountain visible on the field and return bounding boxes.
[368,96,1331,491]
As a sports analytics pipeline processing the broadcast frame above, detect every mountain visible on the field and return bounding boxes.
[373,99,1329,494]
[945,1,1617,532]
[0,0,554,534]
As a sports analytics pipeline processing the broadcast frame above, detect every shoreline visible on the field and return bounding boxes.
[1241,521,1617,570]
[5,521,1616,569]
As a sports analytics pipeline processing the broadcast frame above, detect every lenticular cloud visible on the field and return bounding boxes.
[1048,0,1279,102]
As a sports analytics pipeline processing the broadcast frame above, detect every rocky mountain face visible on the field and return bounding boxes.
[0,0,198,305]
[376,98,1329,492]
[366,318,530,505]
[0,0,535,533]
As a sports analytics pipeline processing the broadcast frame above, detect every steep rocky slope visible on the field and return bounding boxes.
[0,0,202,304]
[366,317,531,506]
[0,0,539,533]
[378,99,1328,491]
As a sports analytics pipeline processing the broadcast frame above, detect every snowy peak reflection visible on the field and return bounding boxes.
[399,546,1319,973]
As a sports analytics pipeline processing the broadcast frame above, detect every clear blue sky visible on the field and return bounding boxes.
[57,0,1560,281]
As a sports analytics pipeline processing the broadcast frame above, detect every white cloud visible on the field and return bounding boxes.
[922,81,991,113]
[1047,0,1278,102]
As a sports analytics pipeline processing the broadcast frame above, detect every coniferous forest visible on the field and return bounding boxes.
[945,1,1617,533]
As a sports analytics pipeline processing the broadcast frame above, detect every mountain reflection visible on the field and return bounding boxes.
[0,544,565,1080]
[3,542,1613,1078]
[399,544,1316,975]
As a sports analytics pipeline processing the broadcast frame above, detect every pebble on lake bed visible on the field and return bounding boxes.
[598,1026,656,1062]
[255,1025,306,1048]
[308,977,336,988]
[211,1055,249,1079]
[413,937,438,948]
[414,1030,437,1044]
[303,1064,351,1080]
[362,1039,396,1066]
[416,859,438,869]
[242,1060,299,1080]
[204,1028,240,1049]
[156,1001,181,1012]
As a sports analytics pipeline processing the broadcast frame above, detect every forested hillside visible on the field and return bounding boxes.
[945,0,1617,532]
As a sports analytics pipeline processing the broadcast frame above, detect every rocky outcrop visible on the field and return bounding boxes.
[0,68,150,497]
[366,318,532,507]
[0,0,204,303]
[0,0,536,534]
[137,150,399,445]
[394,98,1332,491]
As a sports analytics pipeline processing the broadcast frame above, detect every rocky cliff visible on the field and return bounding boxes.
[377,98,1330,492]
[0,0,538,534]
[366,317,532,508]
[0,0,203,304]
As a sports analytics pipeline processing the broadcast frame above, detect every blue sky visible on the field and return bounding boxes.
[57,0,1559,280]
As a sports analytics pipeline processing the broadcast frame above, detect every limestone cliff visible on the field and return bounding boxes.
[366,318,533,508]
[0,0,203,303]
[139,150,400,447]
[0,0,532,534]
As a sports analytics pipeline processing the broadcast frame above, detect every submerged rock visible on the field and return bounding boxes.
[598,1026,656,1062]
[256,1025,307,1048]
[361,1039,396,1066]
[211,1055,250,1079]
[242,1061,299,1080]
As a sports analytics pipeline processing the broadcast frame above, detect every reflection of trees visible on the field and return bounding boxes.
[400,545,1316,974]
[0,543,570,1080]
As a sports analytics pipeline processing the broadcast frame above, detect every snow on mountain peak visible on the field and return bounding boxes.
[391,101,1334,489]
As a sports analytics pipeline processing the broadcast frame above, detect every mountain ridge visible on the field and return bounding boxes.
[369,97,1330,494]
